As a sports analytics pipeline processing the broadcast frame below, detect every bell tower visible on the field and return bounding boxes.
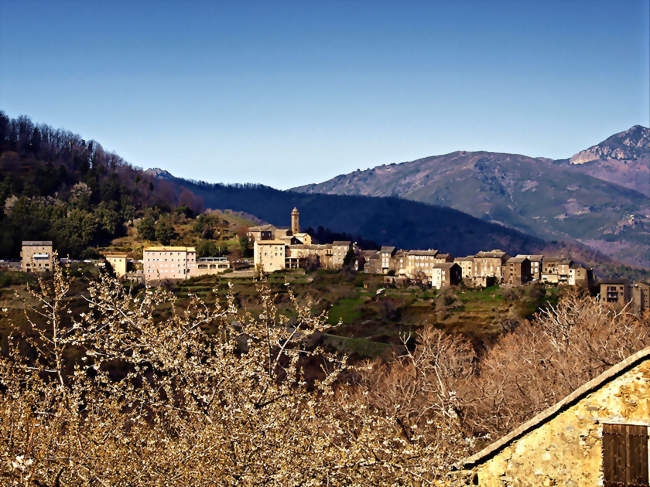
[291,207,300,234]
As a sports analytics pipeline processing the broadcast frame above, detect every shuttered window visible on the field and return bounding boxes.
[603,423,649,487]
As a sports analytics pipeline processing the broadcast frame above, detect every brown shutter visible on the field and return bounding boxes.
[603,423,649,487]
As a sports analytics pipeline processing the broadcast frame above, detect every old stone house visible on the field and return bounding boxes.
[632,282,650,315]
[503,256,531,286]
[599,279,631,306]
[380,246,396,274]
[541,258,572,284]
[454,256,474,280]
[405,250,439,279]
[246,224,275,242]
[473,250,510,281]
[361,250,382,274]
[331,241,352,268]
[517,254,543,280]
[431,262,462,289]
[463,346,650,486]
[569,265,593,288]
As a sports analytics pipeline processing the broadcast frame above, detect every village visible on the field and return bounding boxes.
[9,207,650,316]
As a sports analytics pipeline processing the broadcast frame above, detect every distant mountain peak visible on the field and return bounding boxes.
[569,125,650,165]
[145,168,175,180]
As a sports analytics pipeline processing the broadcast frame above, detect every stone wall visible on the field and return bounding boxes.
[476,359,650,486]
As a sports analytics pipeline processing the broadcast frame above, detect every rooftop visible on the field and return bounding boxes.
[144,246,196,252]
[254,240,287,245]
[22,241,53,246]
[463,346,650,468]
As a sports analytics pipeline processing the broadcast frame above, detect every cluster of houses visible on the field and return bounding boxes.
[10,211,650,316]
[250,210,591,289]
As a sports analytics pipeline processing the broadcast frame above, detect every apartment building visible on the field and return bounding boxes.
[103,252,128,278]
[21,241,54,272]
[143,246,196,283]
[254,240,286,273]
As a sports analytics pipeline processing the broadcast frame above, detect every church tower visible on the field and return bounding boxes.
[291,207,300,234]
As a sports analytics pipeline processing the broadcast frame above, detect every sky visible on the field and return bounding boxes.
[1,1,648,189]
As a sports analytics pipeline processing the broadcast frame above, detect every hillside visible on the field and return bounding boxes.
[1,112,643,278]
[293,127,650,268]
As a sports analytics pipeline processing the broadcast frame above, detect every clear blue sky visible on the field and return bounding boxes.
[1,0,648,189]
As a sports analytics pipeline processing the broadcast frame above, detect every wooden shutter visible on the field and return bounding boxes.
[603,423,649,487]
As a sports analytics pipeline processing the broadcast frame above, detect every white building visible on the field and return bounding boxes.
[143,246,196,283]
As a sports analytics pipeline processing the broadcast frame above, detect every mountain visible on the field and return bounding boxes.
[293,127,650,268]
[558,125,650,196]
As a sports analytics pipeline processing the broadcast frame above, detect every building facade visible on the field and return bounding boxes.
[632,282,650,316]
[21,241,54,272]
[431,263,462,289]
[599,279,631,306]
[473,250,510,281]
[103,252,128,278]
[193,257,231,276]
[518,254,543,280]
[453,257,474,280]
[143,246,196,282]
[254,240,286,273]
[542,258,572,284]
[464,347,650,487]
[503,256,531,286]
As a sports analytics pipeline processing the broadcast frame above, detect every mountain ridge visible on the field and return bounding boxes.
[293,126,650,268]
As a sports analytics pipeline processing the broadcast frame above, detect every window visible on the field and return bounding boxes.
[602,423,648,486]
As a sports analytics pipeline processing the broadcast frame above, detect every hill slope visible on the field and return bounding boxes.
[293,127,650,268]
[156,174,624,269]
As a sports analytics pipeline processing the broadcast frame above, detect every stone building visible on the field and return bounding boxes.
[143,246,196,283]
[463,346,650,486]
[541,258,572,284]
[632,282,650,316]
[21,241,54,273]
[568,265,593,288]
[518,254,543,280]
[103,252,128,278]
[503,256,531,286]
[380,246,396,274]
[361,250,382,274]
[253,240,286,273]
[599,279,631,306]
[431,263,462,289]
[473,250,510,282]
[453,256,474,280]
[331,241,352,268]
[405,250,439,279]
[246,224,275,242]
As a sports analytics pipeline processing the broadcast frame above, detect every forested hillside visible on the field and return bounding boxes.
[0,112,201,257]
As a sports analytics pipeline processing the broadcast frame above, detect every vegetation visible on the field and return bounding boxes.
[0,263,647,485]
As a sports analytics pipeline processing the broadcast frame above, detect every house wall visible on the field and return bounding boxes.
[475,359,650,486]
[106,255,128,277]
[254,242,286,272]
[21,242,54,272]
